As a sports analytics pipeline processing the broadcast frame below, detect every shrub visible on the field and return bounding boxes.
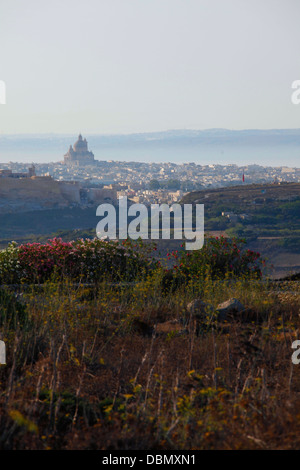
[0,238,158,285]
[173,235,265,281]
[0,242,21,284]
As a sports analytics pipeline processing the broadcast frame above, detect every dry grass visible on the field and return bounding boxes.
[0,277,300,450]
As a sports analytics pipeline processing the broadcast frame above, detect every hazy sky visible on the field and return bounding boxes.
[1,0,300,134]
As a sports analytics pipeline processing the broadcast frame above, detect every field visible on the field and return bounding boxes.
[0,237,300,450]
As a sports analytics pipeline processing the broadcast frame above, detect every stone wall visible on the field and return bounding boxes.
[0,177,81,212]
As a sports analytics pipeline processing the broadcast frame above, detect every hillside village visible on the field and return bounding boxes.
[3,159,300,188]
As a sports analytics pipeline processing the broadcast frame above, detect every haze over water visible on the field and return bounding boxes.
[0,132,299,167]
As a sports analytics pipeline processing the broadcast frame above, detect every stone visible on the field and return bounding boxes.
[155,319,185,335]
[216,298,246,321]
[186,299,216,334]
[186,299,214,319]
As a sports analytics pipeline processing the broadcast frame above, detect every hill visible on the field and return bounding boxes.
[181,182,300,278]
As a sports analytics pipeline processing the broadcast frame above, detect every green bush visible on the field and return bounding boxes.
[172,235,265,281]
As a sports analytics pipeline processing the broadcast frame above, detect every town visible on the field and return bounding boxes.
[0,134,300,208]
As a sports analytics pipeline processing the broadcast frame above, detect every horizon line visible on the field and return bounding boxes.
[1,127,300,137]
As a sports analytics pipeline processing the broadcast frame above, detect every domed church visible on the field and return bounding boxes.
[64,134,95,165]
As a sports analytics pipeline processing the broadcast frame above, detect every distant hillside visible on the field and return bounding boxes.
[182,182,300,278]
[0,180,300,278]
[182,181,300,204]
[0,206,99,240]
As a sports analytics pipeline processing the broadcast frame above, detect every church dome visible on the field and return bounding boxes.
[64,133,94,164]
[73,134,87,152]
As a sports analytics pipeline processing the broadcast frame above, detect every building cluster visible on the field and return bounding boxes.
[0,165,36,179]
[113,185,184,205]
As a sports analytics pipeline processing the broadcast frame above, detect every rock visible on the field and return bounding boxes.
[186,297,249,325]
[186,299,216,334]
[155,319,185,335]
[216,298,246,321]
[186,299,214,319]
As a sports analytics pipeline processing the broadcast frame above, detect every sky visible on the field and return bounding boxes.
[0,0,300,135]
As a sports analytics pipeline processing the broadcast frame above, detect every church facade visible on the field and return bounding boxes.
[64,134,95,165]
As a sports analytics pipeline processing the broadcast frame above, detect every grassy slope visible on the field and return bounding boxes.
[0,275,300,450]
